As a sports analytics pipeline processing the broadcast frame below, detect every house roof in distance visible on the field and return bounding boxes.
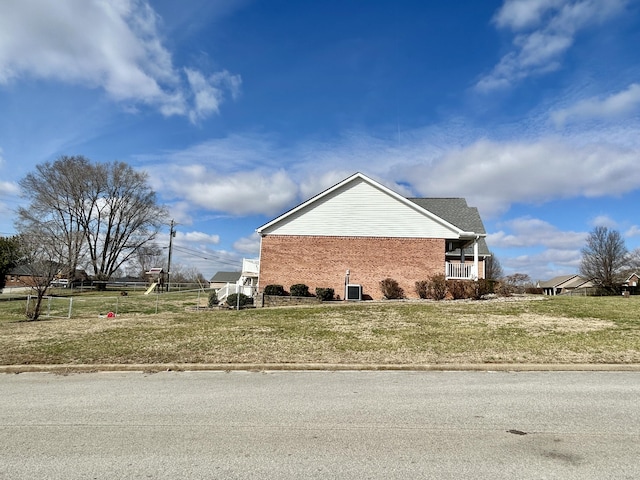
[210,271,242,283]
[7,265,33,276]
[538,274,587,289]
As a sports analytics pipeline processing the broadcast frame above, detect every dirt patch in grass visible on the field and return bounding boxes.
[474,313,616,335]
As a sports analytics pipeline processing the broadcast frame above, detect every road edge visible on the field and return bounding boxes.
[2,363,640,374]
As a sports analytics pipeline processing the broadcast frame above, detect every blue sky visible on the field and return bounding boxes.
[1,0,640,281]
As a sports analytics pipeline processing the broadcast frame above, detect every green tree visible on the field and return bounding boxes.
[580,226,628,294]
[0,236,22,290]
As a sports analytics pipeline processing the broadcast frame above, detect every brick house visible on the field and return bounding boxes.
[622,272,639,295]
[256,172,490,300]
[3,265,40,290]
[3,264,90,291]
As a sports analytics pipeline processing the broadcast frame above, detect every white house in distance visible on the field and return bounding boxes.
[214,258,260,303]
[256,172,490,300]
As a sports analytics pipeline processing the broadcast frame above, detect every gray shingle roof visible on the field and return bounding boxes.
[408,198,486,233]
[7,265,33,276]
[408,198,490,256]
[209,271,242,283]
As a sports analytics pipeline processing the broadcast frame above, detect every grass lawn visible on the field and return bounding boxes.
[0,290,639,366]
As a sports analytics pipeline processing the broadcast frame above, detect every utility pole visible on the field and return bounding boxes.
[167,220,175,292]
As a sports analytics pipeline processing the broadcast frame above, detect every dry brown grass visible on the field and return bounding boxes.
[0,293,639,366]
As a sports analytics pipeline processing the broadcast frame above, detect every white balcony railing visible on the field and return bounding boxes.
[216,283,256,303]
[446,262,476,280]
[242,258,259,276]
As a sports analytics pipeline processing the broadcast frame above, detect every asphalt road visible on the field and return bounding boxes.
[1,370,638,479]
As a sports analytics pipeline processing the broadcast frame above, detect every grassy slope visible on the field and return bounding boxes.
[0,291,639,365]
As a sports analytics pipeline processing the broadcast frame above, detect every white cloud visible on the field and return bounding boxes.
[176,230,220,245]
[0,180,19,197]
[494,0,564,30]
[158,167,298,216]
[625,225,640,238]
[0,0,240,120]
[403,138,640,217]
[185,68,242,124]
[0,149,20,197]
[487,217,587,280]
[502,248,581,280]
[478,0,628,91]
[233,233,261,255]
[140,134,283,174]
[488,217,586,250]
[142,117,640,221]
[551,84,640,126]
[624,225,640,238]
[589,215,618,228]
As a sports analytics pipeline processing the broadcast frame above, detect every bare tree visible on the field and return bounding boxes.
[580,226,628,294]
[484,252,504,280]
[17,156,88,280]
[628,248,640,272]
[168,264,205,284]
[17,156,168,286]
[501,273,532,294]
[133,244,166,279]
[16,232,63,320]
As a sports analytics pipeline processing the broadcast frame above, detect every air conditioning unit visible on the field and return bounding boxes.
[346,284,362,301]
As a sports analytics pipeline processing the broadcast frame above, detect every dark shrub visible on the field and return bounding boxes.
[315,287,335,301]
[226,293,253,308]
[457,279,495,300]
[208,290,219,307]
[264,284,286,296]
[290,283,310,297]
[496,281,513,297]
[446,280,469,299]
[380,277,404,299]
[477,279,495,297]
[428,274,447,300]
[415,280,430,299]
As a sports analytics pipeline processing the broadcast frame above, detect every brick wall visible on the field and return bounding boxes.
[259,235,445,300]
[3,274,36,288]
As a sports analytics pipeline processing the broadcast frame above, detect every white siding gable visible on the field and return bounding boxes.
[259,176,462,238]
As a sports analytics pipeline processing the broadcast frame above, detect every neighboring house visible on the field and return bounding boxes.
[622,272,639,295]
[4,265,93,293]
[3,263,70,290]
[210,271,242,290]
[3,265,40,290]
[256,172,489,300]
[214,259,260,303]
[537,275,593,296]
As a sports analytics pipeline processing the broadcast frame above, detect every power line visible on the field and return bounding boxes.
[171,245,242,268]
